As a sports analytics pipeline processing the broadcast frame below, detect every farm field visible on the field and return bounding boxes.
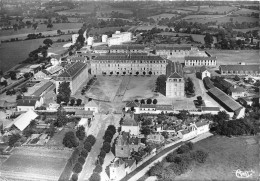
[174,135,259,181]
[0,23,82,37]
[233,27,260,33]
[233,8,260,15]
[123,76,157,101]
[207,50,259,65]
[184,15,259,24]
[199,5,237,14]
[0,147,72,180]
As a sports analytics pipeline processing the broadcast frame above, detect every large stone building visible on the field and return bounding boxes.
[166,61,185,98]
[219,64,260,76]
[155,45,197,58]
[184,56,217,66]
[55,62,88,95]
[108,31,132,46]
[91,54,167,75]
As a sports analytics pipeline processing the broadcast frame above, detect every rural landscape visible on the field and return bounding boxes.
[0,1,259,181]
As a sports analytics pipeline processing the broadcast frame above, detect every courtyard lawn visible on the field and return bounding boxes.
[123,75,158,101]
[174,135,259,181]
[85,76,123,102]
[207,50,259,65]
[0,147,72,180]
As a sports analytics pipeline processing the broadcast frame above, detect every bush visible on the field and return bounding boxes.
[153,99,158,104]
[71,173,78,181]
[86,135,96,146]
[84,142,92,152]
[185,142,194,150]
[78,157,85,165]
[76,126,85,140]
[191,150,208,163]
[146,98,152,104]
[81,149,88,158]
[148,162,164,177]
[89,173,100,181]
[63,131,78,148]
[93,164,102,173]
[107,125,116,135]
[161,166,176,179]
[166,152,177,162]
[99,150,106,158]
[98,157,104,165]
[102,142,111,153]
[8,134,21,147]
[176,144,190,154]
[73,163,83,173]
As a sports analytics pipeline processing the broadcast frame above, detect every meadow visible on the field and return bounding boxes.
[174,136,259,181]
[199,5,237,14]
[148,13,179,21]
[233,8,260,15]
[0,23,82,37]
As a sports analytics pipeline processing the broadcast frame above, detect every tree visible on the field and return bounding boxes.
[136,71,139,76]
[71,173,78,181]
[76,126,85,140]
[63,131,78,148]
[98,157,104,165]
[81,149,88,158]
[185,142,194,150]
[86,135,96,146]
[57,29,62,35]
[9,71,17,80]
[185,77,194,94]
[107,125,116,135]
[8,134,21,147]
[141,127,151,135]
[149,162,164,177]
[149,71,152,75]
[47,23,53,30]
[176,144,190,154]
[166,152,177,162]
[204,33,214,47]
[143,72,146,76]
[16,94,22,100]
[146,98,152,104]
[21,87,28,93]
[234,75,240,81]
[162,166,177,179]
[191,150,208,163]
[102,142,111,153]
[70,99,75,106]
[55,106,67,127]
[57,82,71,104]
[104,135,112,143]
[104,130,114,139]
[152,99,158,104]
[78,156,86,165]
[140,99,145,104]
[43,38,53,47]
[23,72,31,79]
[84,141,92,152]
[89,173,100,181]
[76,99,82,106]
[177,110,189,121]
[93,164,102,173]
[99,150,106,158]
[73,163,83,173]
[216,111,230,122]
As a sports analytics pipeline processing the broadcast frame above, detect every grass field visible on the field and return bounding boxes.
[199,5,237,14]
[233,8,260,15]
[0,147,72,180]
[0,23,82,37]
[174,135,259,181]
[233,27,260,33]
[148,13,179,21]
[207,50,259,65]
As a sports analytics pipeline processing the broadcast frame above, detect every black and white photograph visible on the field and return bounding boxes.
[0,0,259,181]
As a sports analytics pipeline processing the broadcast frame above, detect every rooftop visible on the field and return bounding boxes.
[220,64,260,72]
[156,45,192,51]
[109,45,145,50]
[185,56,217,60]
[126,101,141,108]
[229,86,245,93]
[56,62,87,79]
[122,115,138,126]
[93,55,164,61]
[208,87,243,112]
[166,61,183,78]
[31,81,54,97]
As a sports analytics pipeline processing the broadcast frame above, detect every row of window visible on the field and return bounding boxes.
[222,70,259,74]
[92,60,166,64]
[94,64,165,67]
[185,60,216,62]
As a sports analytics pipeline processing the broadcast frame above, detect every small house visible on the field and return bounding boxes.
[199,66,211,80]
[84,100,99,113]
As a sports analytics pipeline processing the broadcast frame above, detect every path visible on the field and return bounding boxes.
[113,76,131,103]
[121,132,213,181]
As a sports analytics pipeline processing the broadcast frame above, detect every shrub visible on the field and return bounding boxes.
[102,142,111,153]
[148,162,164,177]
[153,99,158,104]
[168,162,183,175]
[93,164,102,173]
[89,173,100,181]
[86,135,96,146]
[81,149,88,158]
[166,152,177,162]
[98,157,104,165]
[107,125,116,135]
[73,163,83,173]
[192,150,208,163]
[8,134,21,147]
[84,142,92,152]
[176,144,190,154]
[63,131,78,148]
[146,98,152,104]
[76,126,85,140]
[185,142,194,150]
[161,166,176,179]
[78,157,85,165]
[71,173,78,181]
[99,150,106,158]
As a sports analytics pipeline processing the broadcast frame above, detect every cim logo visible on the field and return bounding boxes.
[233,169,255,179]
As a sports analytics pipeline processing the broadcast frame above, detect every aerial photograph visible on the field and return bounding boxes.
[0,0,259,181]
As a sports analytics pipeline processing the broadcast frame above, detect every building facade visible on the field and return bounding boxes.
[200,66,211,80]
[91,55,167,75]
[55,62,88,95]
[155,45,196,58]
[185,56,217,66]
[219,64,260,76]
[166,62,185,98]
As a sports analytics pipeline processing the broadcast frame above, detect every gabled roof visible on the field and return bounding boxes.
[85,100,98,108]
[56,62,87,79]
[126,101,140,108]
[229,86,245,93]
[195,120,209,127]
[200,66,207,73]
[13,110,38,131]
[166,61,183,78]
[122,115,138,126]
[168,72,183,79]
[32,81,53,97]
[220,64,260,72]
[17,99,37,107]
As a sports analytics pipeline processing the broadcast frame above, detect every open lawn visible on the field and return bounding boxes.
[207,50,259,65]
[175,135,259,181]
[123,75,157,101]
[233,8,260,15]
[0,147,72,181]
[0,23,82,37]
[85,76,123,101]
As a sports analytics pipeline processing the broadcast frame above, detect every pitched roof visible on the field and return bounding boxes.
[140,104,156,109]
[166,61,183,78]
[124,159,136,168]
[156,105,173,111]
[156,45,192,51]
[32,81,54,97]
[185,56,217,60]
[168,72,183,79]
[200,66,207,73]
[57,62,87,79]
[201,106,220,112]
[220,64,260,72]
[229,86,245,93]
[208,87,243,112]
[195,120,209,127]
[13,110,38,131]
[17,99,37,107]
[93,55,164,61]
[85,100,98,108]
[122,115,138,126]
[126,101,140,108]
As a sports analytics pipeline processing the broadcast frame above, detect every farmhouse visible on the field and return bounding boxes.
[11,110,38,131]
[91,54,167,75]
[55,62,88,95]
[17,96,43,112]
[34,70,51,80]
[121,114,140,136]
[229,85,245,100]
[166,61,185,98]
[84,100,99,113]
[219,64,260,76]
[199,66,211,80]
